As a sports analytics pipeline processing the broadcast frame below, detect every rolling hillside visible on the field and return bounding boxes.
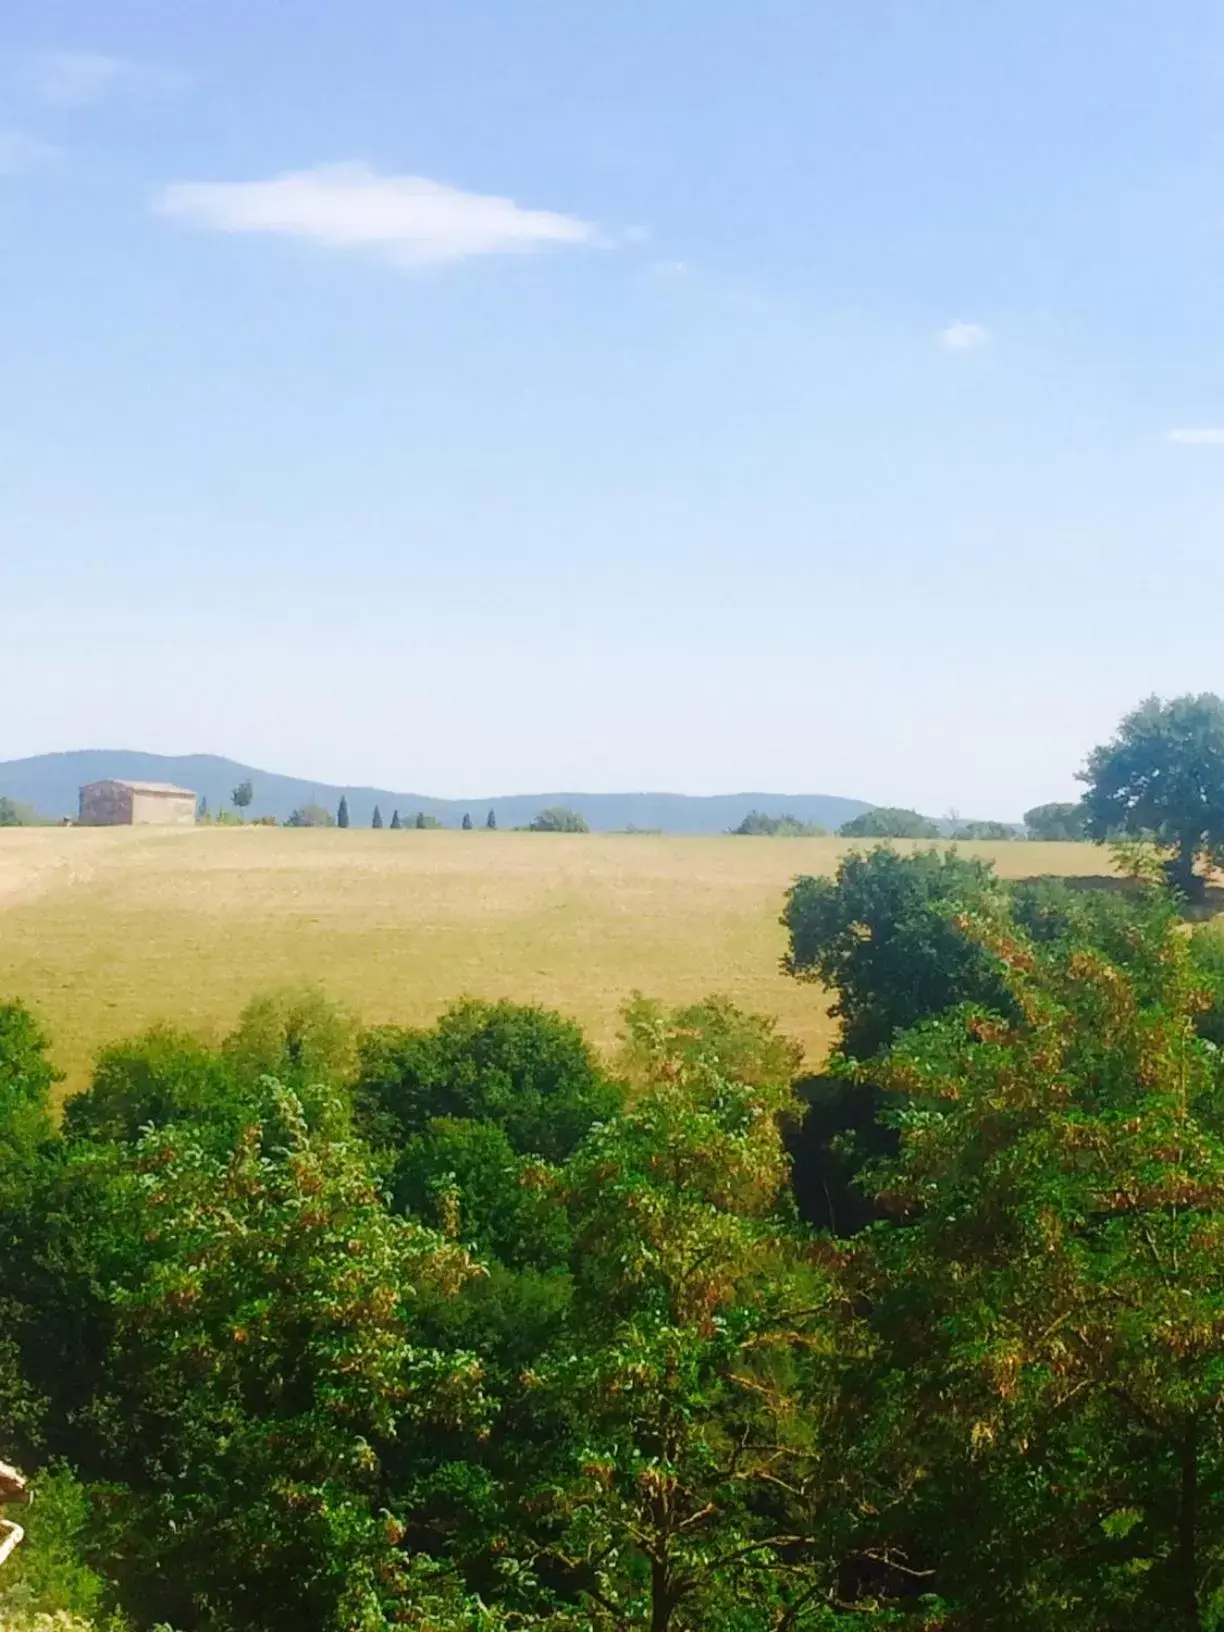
[0,751,874,834]
[0,827,1106,1093]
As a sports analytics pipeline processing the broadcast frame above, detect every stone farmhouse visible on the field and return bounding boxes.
[79,779,197,827]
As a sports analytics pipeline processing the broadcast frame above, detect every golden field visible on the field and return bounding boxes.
[0,827,1114,1098]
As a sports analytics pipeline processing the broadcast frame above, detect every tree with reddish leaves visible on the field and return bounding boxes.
[858,900,1224,1629]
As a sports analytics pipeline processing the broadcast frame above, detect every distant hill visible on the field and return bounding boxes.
[0,751,875,835]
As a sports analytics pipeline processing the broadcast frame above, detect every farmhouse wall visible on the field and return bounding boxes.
[79,782,135,826]
[130,790,196,826]
[78,781,197,827]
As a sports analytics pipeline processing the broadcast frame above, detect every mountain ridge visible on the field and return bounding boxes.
[0,751,874,835]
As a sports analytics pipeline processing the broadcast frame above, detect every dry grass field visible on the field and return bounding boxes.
[0,827,1115,1099]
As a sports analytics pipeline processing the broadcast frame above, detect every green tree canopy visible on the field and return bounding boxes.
[63,1026,238,1147]
[783,845,1012,1059]
[858,895,1224,1628]
[95,1081,484,1631]
[390,808,402,829]
[355,998,619,1163]
[953,819,1016,840]
[528,806,589,833]
[285,802,335,827]
[838,806,939,839]
[336,794,350,828]
[486,808,497,829]
[462,812,472,830]
[0,799,43,828]
[1023,799,1088,840]
[731,810,827,836]
[371,804,383,828]
[526,997,837,1630]
[0,1004,57,1173]
[230,778,253,812]
[1080,692,1224,894]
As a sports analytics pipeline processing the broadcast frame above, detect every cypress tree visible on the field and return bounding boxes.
[415,811,426,830]
[337,796,350,829]
[390,810,401,830]
[486,809,497,830]
[462,812,473,830]
[372,805,384,829]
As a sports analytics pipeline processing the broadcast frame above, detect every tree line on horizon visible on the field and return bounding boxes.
[12,693,1224,853]
[217,786,593,834]
[733,691,1224,883]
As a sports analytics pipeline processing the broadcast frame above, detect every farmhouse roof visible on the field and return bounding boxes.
[86,778,197,797]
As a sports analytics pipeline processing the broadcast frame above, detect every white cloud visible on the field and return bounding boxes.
[154,162,601,269]
[1166,427,1224,446]
[23,50,182,107]
[938,319,990,352]
[0,130,55,175]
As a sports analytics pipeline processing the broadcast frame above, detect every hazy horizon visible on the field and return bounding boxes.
[0,744,1043,822]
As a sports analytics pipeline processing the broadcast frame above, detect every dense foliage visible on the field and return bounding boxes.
[782,846,1013,1059]
[285,803,336,828]
[527,807,590,833]
[0,799,46,828]
[860,895,1224,1628]
[10,846,1224,1629]
[1023,799,1088,840]
[731,811,828,836]
[1080,692,1224,894]
[837,807,939,839]
[951,819,1016,840]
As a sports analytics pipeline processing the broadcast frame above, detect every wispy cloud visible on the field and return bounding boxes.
[154,163,601,270]
[23,50,181,107]
[0,129,56,175]
[1166,427,1224,446]
[938,319,990,352]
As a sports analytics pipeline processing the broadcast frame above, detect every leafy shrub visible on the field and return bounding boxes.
[1189,923,1224,1047]
[839,806,940,839]
[0,1467,108,1627]
[527,806,588,832]
[0,1004,57,1167]
[64,992,358,1152]
[783,845,1012,1059]
[0,799,46,828]
[1024,800,1088,840]
[90,1082,484,1632]
[731,810,827,836]
[861,901,1224,1626]
[285,803,335,827]
[223,987,359,1096]
[392,1116,572,1270]
[355,998,619,1162]
[1080,692,1224,894]
[953,819,1017,840]
[617,992,802,1097]
[64,1027,235,1146]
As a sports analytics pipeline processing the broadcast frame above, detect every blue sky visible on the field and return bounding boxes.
[4,1,1224,817]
